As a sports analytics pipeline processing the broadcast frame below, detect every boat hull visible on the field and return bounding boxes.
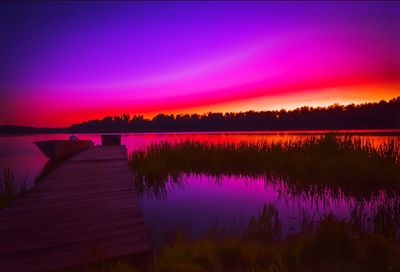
[34,140,94,160]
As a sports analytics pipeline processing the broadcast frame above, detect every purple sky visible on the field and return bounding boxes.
[1,2,399,126]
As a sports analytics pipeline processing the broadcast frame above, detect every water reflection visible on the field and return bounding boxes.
[0,132,399,241]
[0,132,398,187]
[138,173,400,241]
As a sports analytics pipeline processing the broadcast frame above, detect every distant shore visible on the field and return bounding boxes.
[1,126,400,136]
[2,97,399,135]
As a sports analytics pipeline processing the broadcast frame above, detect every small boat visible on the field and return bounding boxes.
[34,140,94,160]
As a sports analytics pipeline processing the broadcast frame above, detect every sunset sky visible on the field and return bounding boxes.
[1,1,399,127]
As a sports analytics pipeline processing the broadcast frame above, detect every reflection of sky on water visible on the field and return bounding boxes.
[140,174,390,243]
[0,132,398,241]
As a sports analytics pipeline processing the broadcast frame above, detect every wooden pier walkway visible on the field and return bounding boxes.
[0,146,150,272]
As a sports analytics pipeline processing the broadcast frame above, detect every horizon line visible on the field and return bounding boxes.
[2,96,399,129]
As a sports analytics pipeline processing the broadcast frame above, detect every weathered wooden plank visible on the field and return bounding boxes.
[0,146,150,271]
[0,207,142,228]
[1,218,147,254]
[0,191,139,212]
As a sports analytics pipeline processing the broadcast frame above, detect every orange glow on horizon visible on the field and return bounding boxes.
[2,82,399,127]
[143,82,400,118]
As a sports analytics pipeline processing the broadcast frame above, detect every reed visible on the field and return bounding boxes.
[0,168,26,209]
[152,206,400,272]
[129,135,400,198]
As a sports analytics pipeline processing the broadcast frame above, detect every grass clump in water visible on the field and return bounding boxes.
[129,135,400,197]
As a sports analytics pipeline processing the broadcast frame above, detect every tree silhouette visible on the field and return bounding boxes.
[66,97,400,133]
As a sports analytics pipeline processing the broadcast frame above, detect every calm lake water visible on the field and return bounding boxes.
[1,131,399,241]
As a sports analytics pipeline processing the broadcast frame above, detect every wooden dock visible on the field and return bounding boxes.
[0,146,150,271]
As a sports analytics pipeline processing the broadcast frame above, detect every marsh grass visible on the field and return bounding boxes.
[248,204,281,242]
[72,204,400,272]
[78,217,400,272]
[152,205,400,272]
[129,135,400,198]
[0,168,26,209]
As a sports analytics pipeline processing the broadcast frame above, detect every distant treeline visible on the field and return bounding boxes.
[0,125,66,134]
[69,97,400,132]
[1,97,399,134]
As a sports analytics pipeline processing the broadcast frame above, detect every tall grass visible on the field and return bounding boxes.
[248,204,281,242]
[72,204,400,271]
[0,168,26,209]
[152,205,400,272]
[129,135,400,198]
